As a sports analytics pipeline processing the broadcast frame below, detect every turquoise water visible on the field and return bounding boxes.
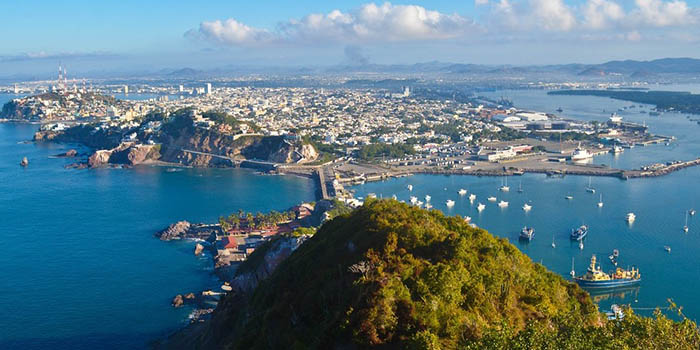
[353,86,700,320]
[0,116,315,348]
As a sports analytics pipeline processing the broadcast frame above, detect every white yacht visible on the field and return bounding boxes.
[522,203,532,211]
[464,216,472,222]
[487,196,497,202]
[690,209,696,216]
[409,196,418,205]
[425,203,433,209]
[391,194,397,200]
[611,145,624,154]
[446,199,455,207]
[626,212,636,223]
[586,177,596,193]
[565,195,574,200]
[425,195,431,202]
[498,200,509,208]
[468,194,476,202]
[477,203,486,211]
[407,184,413,191]
[458,189,467,196]
[499,176,510,192]
[597,194,604,207]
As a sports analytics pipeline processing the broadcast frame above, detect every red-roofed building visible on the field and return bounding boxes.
[221,236,238,250]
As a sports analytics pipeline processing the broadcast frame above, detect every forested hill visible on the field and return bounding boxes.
[549,89,700,114]
[171,200,700,349]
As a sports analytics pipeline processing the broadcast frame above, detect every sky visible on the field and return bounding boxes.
[2,0,700,76]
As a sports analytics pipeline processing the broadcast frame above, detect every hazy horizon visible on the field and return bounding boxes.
[4,0,700,77]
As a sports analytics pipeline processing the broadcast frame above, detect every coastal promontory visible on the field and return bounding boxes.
[160,200,700,349]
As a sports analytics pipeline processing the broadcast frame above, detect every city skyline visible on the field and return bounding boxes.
[2,0,700,76]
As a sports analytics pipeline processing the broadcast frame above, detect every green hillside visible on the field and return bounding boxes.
[186,199,699,349]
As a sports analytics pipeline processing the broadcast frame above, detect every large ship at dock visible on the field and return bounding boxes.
[574,255,641,288]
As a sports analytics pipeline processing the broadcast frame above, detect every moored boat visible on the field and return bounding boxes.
[574,255,641,288]
[570,224,588,241]
[519,227,535,241]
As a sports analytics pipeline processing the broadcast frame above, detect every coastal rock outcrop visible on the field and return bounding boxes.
[194,243,205,256]
[155,221,219,241]
[156,221,192,241]
[87,143,160,168]
[54,149,78,158]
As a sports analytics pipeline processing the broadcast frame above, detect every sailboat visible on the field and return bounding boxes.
[517,181,523,193]
[579,240,584,250]
[458,189,467,196]
[499,176,510,192]
[570,258,575,277]
[551,234,556,248]
[586,177,596,193]
[597,193,603,207]
[407,184,413,191]
[684,211,689,232]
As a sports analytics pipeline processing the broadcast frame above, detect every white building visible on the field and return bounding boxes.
[206,83,212,95]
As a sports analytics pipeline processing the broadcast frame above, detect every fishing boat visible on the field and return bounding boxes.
[446,199,455,207]
[468,194,476,202]
[570,225,588,241]
[522,203,532,212]
[519,227,535,241]
[498,200,509,208]
[477,203,486,212]
[586,177,596,193]
[499,176,510,192]
[425,195,431,202]
[606,304,625,320]
[574,255,641,288]
[407,184,413,191]
[487,196,497,202]
[664,246,671,253]
[683,211,689,232]
[597,193,604,208]
[458,189,467,196]
[565,195,574,200]
[626,213,636,224]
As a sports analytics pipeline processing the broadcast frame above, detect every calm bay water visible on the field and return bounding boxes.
[0,111,315,348]
[354,86,700,320]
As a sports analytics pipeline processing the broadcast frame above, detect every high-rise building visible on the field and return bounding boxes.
[179,85,184,93]
[124,85,129,94]
[206,83,212,95]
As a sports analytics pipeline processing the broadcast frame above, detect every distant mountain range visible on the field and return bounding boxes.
[3,58,700,82]
[320,57,700,77]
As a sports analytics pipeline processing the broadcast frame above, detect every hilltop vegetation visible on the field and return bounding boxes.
[163,199,700,349]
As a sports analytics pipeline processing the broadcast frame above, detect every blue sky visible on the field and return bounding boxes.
[2,0,700,76]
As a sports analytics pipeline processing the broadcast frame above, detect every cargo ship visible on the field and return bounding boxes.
[574,255,641,288]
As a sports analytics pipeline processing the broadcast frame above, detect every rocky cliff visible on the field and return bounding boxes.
[87,143,160,167]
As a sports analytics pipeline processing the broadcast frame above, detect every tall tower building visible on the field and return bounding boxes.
[124,85,129,94]
[206,83,212,95]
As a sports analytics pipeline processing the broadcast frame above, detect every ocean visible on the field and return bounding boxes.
[0,98,316,349]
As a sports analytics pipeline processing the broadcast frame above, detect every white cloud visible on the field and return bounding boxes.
[582,0,625,29]
[187,1,700,47]
[187,19,273,46]
[530,0,576,31]
[190,2,478,47]
[630,0,695,27]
